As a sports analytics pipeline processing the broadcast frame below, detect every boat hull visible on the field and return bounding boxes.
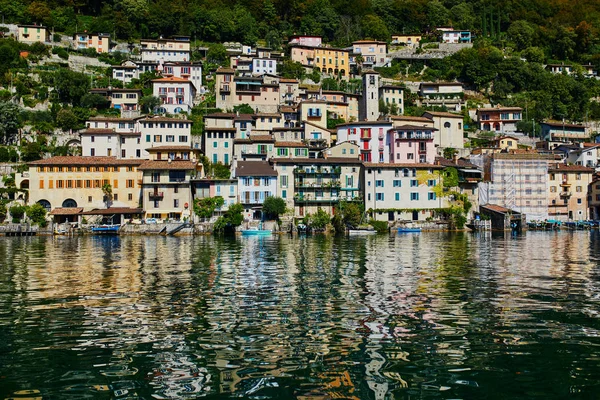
[241,230,272,236]
[397,228,421,233]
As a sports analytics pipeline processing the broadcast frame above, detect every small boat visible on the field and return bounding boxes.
[348,228,376,235]
[91,224,120,234]
[241,223,272,236]
[397,227,421,233]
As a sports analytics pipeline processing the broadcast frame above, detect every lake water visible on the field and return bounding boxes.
[0,232,599,399]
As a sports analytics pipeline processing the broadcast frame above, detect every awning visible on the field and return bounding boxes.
[459,169,482,174]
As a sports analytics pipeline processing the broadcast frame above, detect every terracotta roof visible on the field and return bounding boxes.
[270,157,363,165]
[234,135,274,143]
[146,145,193,151]
[81,129,115,135]
[548,163,594,173]
[28,156,142,166]
[419,82,463,87]
[394,125,438,131]
[216,68,235,74]
[274,141,308,148]
[273,126,303,131]
[477,107,523,112]
[336,121,393,127]
[204,112,235,119]
[138,160,198,170]
[151,76,192,83]
[235,161,277,177]
[90,88,142,93]
[541,121,586,129]
[481,204,514,214]
[434,156,480,169]
[139,117,192,123]
[118,131,141,137]
[89,117,139,122]
[50,207,83,216]
[279,78,298,83]
[82,207,144,215]
[390,115,433,123]
[492,135,520,141]
[363,162,442,169]
[234,114,254,121]
[353,40,386,45]
[422,111,463,118]
[280,106,297,113]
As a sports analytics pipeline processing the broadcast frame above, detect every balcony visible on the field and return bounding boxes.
[360,132,371,140]
[294,167,341,175]
[396,132,433,140]
[220,85,231,93]
[149,192,164,200]
[294,195,340,204]
[560,180,571,187]
[559,191,572,198]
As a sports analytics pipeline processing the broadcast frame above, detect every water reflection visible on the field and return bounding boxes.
[0,232,599,399]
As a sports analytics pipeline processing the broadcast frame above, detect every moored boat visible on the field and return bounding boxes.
[91,224,120,234]
[241,227,272,236]
[397,227,421,233]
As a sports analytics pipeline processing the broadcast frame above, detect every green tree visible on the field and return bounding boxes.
[26,203,47,227]
[443,147,457,159]
[279,60,305,80]
[101,183,113,208]
[361,14,389,41]
[263,196,286,221]
[0,101,22,145]
[9,204,26,223]
[233,104,255,114]
[207,43,228,65]
[306,208,330,231]
[194,196,224,219]
[507,20,536,51]
[80,93,111,109]
[54,69,90,105]
[521,46,545,63]
[139,95,161,114]
[56,109,79,132]
[214,203,243,234]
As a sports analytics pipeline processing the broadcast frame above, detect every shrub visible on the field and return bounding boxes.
[9,204,26,223]
[26,203,47,227]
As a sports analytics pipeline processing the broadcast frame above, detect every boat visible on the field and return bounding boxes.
[91,224,121,234]
[348,228,376,235]
[241,227,272,236]
[397,227,421,233]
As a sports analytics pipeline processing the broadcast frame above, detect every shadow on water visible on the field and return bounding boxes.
[0,232,599,399]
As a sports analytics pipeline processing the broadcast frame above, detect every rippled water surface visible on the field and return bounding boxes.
[1,232,600,399]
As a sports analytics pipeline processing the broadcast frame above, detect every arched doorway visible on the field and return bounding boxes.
[37,199,51,212]
[62,198,78,208]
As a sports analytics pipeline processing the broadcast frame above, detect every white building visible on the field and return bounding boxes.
[152,77,197,114]
[252,58,277,75]
[140,36,191,63]
[139,116,193,157]
[233,161,278,220]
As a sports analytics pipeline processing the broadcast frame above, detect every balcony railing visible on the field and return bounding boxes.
[559,191,572,198]
[149,192,164,199]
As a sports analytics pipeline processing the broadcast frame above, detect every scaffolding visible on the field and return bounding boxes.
[484,153,553,221]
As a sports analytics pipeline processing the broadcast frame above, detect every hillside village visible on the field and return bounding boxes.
[2,23,600,232]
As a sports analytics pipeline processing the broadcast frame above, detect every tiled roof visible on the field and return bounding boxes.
[279,78,298,83]
[152,76,192,83]
[28,156,142,166]
[270,157,363,165]
[50,207,83,215]
[390,115,433,123]
[541,121,586,129]
[548,163,594,173]
[204,112,235,119]
[481,204,514,214]
[419,82,463,87]
[336,121,392,127]
[394,124,438,131]
[422,111,463,118]
[235,161,277,177]
[89,117,139,122]
[90,88,142,93]
[139,117,192,123]
[274,141,308,148]
[434,156,480,169]
[138,160,198,170]
[80,129,115,135]
[477,107,523,112]
[234,135,274,144]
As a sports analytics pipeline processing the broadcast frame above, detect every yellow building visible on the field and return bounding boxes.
[16,156,143,222]
[548,163,593,221]
[314,47,350,78]
[17,25,50,43]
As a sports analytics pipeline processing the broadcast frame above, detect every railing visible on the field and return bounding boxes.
[559,191,572,198]
[149,192,164,199]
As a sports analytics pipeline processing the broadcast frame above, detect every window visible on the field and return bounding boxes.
[428,192,436,200]
[393,180,401,187]
[407,153,414,160]
[376,193,384,201]
[90,148,95,156]
[576,173,582,180]
[576,186,582,192]
[550,186,556,192]
[427,179,436,187]
[213,141,218,148]
[166,135,175,142]
[410,193,419,201]
[577,198,582,204]
[375,180,384,187]
[410,179,418,187]
[280,175,288,187]
[128,193,133,201]
[126,179,134,188]
[174,199,179,208]
[395,193,400,201]
[88,196,92,203]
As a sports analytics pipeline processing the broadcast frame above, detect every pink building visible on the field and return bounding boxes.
[389,125,437,164]
[336,121,393,163]
[288,35,322,47]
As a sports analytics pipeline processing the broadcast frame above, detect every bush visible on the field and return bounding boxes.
[369,219,388,233]
[9,204,26,223]
[53,34,61,43]
[52,47,69,60]
[26,203,47,227]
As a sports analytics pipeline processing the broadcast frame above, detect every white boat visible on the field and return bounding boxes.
[348,228,376,235]
[241,227,272,236]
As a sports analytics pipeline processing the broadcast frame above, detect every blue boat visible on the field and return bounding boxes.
[397,227,421,233]
[241,227,272,236]
[91,224,121,234]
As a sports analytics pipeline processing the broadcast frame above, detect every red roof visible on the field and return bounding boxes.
[138,160,198,170]
[50,207,83,215]
[29,156,142,166]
